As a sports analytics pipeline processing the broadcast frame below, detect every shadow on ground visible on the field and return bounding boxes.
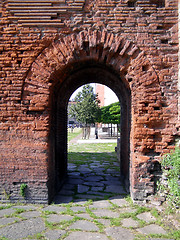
[53,152,127,204]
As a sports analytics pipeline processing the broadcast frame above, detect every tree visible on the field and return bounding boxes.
[109,102,121,125]
[69,84,100,138]
[100,102,120,124]
[100,102,121,137]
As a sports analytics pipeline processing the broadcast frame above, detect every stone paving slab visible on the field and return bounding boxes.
[109,196,129,207]
[12,205,37,210]
[85,176,104,181]
[136,212,156,222]
[0,208,16,217]
[69,220,99,231]
[105,226,135,240]
[119,207,136,213]
[47,214,74,223]
[0,217,19,226]
[44,230,66,240]
[68,172,80,176]
[20,210,41,219]
[92,209,120,218]
[67,178,84,185]
[70,206,86,212]
[83,181,104,186]
[89,200,112,208]
[76,194,104,200]
[65,231,109,240]
[75,213,92,219]
[0,217,45,240]
[121,218,139,228]
[137,224,167,235]
[42,205,66,213]
[97,218,111,226]
[78,166,92,172]
[72,200,87,205]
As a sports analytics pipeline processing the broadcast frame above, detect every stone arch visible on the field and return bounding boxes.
[22,30,163,201]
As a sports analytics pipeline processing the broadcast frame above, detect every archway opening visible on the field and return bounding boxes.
[49,61,131,203]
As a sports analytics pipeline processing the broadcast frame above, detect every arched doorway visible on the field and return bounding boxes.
[22,30,162,203]
[49,62,131,202]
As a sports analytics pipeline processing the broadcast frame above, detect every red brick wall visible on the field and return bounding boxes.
[96,84,105,107]
[0,0,179,203]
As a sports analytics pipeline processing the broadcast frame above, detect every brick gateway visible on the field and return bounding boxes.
[0,0,179,203]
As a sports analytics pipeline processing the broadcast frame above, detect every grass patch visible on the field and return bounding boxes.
[0,237,9,240]
[68,143,117,153]
[41,210,57,216]
[14,208,26,214]
[68,152,117,167]
[44,220,62,230]
[148,230,180,240]
[134,206,150,215]
[110,217,122,226]
[93,220,105,232]
[134,235,149,240]
[85,207,98,219]
[68,128,82,142]
[0,205,13,210]
[158,146,180,207]
[28,233,45,239]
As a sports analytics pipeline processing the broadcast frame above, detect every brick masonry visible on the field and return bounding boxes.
[0,0,179,203]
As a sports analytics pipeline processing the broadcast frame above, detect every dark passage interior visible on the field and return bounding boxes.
[49,62,131,203]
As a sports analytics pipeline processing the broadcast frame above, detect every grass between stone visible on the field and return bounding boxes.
[0,131,179,240]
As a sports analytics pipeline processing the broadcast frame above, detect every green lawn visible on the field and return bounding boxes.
[68,127,82,142]
[68,142,117,153]
[68,129,118,169]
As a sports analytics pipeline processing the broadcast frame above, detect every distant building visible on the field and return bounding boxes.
[95,84,118,107]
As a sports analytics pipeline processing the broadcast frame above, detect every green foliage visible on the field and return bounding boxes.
[0,205,12,210]
[160,147,180,206]
[20,183,27,198]
[15,208,26,214]
[2,189,10,200]
[69,84,100,126]
[99,102,120,124]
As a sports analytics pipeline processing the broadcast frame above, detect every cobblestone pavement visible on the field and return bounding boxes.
[0,139,179,239]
